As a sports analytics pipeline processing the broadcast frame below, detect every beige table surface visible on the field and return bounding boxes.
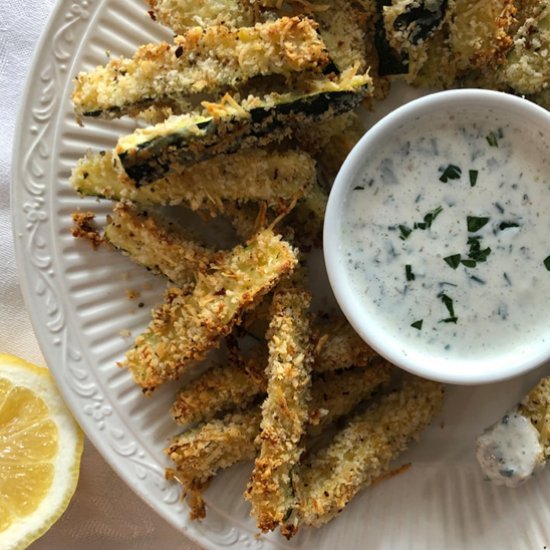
[1,0,201,548]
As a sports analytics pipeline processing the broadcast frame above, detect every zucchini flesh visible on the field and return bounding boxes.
[104,203,212,287]
[123,228,298,392]
[71,149,315,210]
[146,0,255,32]
[72,17,329,119]
[116,70,371,185]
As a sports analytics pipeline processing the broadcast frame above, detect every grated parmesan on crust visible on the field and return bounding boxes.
[72,17,329,119]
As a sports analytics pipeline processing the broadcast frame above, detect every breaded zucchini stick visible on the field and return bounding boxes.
[383,0,450,81]
[166,362,390,517]
[71,149,316,211]
[448,0,515,72]
[245,283,314,534]
[171,348,391,427]
[146,0,255,31]
[72,17,329,119]
[498,1,550,95]
[166,409,262,519]
[476,375,550,488]
[171,351,267,425]
[115,69,372,185]
[314,319,378,372]
[288,379,444,530]
[313,0,368,72]
[308,360,392,436]
[122,229,298,392]
[104,203,212,287]
[286,181,328,248]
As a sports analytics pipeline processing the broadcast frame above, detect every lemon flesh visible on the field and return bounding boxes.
[0,354,83,550]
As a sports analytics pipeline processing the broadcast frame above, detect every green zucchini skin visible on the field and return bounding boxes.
[117,84,369,186]
[375,0,409,76]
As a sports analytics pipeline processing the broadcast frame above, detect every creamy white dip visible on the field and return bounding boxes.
[341,113,550,359]
[476,411,544,487]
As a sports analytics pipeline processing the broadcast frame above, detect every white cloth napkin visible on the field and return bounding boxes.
[1,1,200,548]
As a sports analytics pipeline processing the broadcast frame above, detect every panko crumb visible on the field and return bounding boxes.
[126,289,141,300]
[71,211,104,249]
[119,329,132,338]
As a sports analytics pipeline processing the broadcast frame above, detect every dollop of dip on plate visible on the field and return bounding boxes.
[476,411,544,487]
[340,113,550,359]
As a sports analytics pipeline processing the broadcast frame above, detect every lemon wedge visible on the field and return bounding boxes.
[0,354,83,550]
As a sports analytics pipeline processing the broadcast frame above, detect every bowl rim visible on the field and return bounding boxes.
[323,89,550,385]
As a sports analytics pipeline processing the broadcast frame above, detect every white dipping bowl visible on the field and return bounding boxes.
[324,89,550,385]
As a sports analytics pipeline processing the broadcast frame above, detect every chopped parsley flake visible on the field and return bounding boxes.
[439,164,462,183]
[499,221,520,230]
[486,130,502,147]
[544,255,550,271]
[353,185,365,191]
[469,170,478,187]
[467,216,490,232]
[411,320,423,330]
[461,259,477,268]
[470,275,486,285]
[467,236,491,263]
[438,292,456,320]
[443,254,461,269]
[423,206,443,228]
[440,317,458,324]
[399,207,443,240]
[399,224,412,240]
[405,264,415,281]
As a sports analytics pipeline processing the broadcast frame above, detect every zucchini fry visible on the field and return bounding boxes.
[72,17,329,119]
[498,1,550,95]
[245,283,314,534]
[166,409,262,519]
[105,203,212,287]
[116,69,372,185]
[476,375,550,487]
[448,0,515,72]
[313,0,368,72]
[171,346,391,427]
[166,358,388,518]
[171,350,267,425]
[308,360,392,436]
[146,0,255,32]
[122,229,298,393]
[71,149,316,211]
[314,319,378,372]
[288,379,444,530]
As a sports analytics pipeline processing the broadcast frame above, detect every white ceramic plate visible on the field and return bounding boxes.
[11,1,550,548]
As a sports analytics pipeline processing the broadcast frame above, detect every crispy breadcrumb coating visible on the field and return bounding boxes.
[115,69,372,185]
[71,211,104,249]
[122,229,298,393]
[72,17,329,119]
[499,1,550,94]
[519,376,550,457]
[146,0,255,31]
[166,409,262,519]
[314,319,378,372]
[449,0,515,71]
[171,351,267,425]
[308,360,392,436]
[288,378,444,530]
[166,359,388,518]
[71,149,316,212]
[245,283,314,535]
[105,203,212,288]
[313,0,368,72]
